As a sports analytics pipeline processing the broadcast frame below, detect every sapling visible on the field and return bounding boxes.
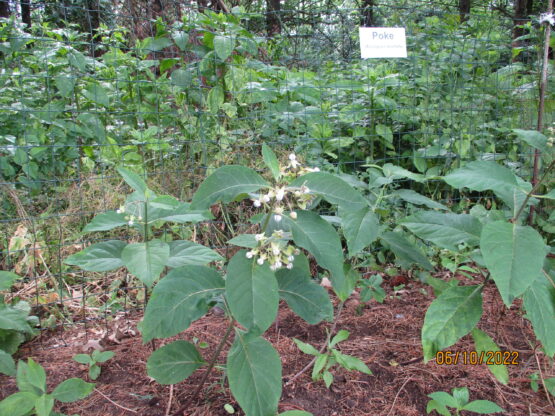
[73,349,115,380]
[426,387,504,415]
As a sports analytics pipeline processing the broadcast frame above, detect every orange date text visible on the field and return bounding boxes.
[435,351,519,366]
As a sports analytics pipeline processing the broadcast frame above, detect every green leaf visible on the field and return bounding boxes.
[147,340,205,384]
[480,221,548,306]
[191,166,269,209]
[72,354,93,365]
[166,241,223,268]
[330,329,350,348]
[121,239,170,287]
[17,358,46,394]
[293,338,320,356]
[93,350,115,363]
[207,85,224,113]
[82,83,109,107]
[462,400,505,414]
[116,166,148,195]
[279,411,313,416]
[170,69,193,88]
[227,234,258,248]
[0,392,37,416]
[262,143,280,180]
[144,36,173,52]
[428,392,458,409]
[471,329,509,385]
[64,240,126,272]
[0,307,31,332]
[392,189,448,210]
[140,265,224,342]
[227,332,281,416]
[214,35,235,61]
[0,271,19,291]
[380,231,433,271]
[513,129,548,152]
[0,349,15,376]
[333,351,372,375]
[312,354,328,379]
[401,212,482,250]
[282,211,348,300]
[426,399,451,416]
[376,124,394,149]
[51,378,95,403]
[452,387,469,407]
[382,163,425,182]
[54,75,75,97]
[35,394,54,416]
[340,206,380,257]
[523,277,555,357]
[323,371,333,388]
[422,285,483,362]
[172,31,189,51]
[83,211,127,232]
[225,251,279,335]
[89,364,100,380]
[545,378,555,397]
[275,254,333,324]
[290,172,367,212]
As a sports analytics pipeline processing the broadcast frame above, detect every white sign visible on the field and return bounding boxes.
[359,27,407,59]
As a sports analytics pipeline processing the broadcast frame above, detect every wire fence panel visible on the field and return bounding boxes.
[0,0,551,339]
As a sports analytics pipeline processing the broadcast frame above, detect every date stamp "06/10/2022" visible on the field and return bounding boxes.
[436,351,520,366]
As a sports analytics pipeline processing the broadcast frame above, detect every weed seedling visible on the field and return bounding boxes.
[73,349,115,380]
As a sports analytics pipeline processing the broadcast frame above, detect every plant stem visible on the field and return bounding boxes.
[285,300,345,386]
[171,318,235,416]
[512,160,555,223]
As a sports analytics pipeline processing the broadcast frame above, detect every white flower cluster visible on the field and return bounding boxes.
[116,206,142,226]
[282,153,320,177]
[245,230,301,271]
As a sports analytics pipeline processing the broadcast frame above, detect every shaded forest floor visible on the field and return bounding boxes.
[1,276,554,416]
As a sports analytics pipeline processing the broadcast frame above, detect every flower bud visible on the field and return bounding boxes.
[286,263,294,269]
[253,199,262,207]
[288,255,295,262]
[290,211,297,220]
[255,233,265,242]
[128,220,134,226]
[261,194,271,203]
[246,251,255,259]
[257,257,264,265]
[275,188,285,201]
[274,214,282,222]
[289,153,296,161]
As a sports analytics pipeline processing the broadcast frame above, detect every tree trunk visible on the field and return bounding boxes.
[266,0,281,36]
[0,0,10,18]
[21,0,31,27]
[87,0,102,56]
[360,0,374,26]
[459,0,471,22]
[513,0,528,42]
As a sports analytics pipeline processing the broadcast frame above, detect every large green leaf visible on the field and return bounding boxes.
[0,306,32,332]
[0,392,37,416]
[116,166,148,195]
[0,271,20,291]
[262,143,280,180]
[422,285,483,362]
[275,254,333,324]
[147,340,205,384]
[290,172,367,211]
[471,329,509,385]
[480,221,548,306]
[513,129,548,152]
[523,277,555,357]
[191,166,269,209]
[35,394,54,416]
[227,332,282,416]
[282,211,348,300]
[83,211,127,233]
[166,240,223,268]
[140,265,224,342]
[340,206,380,257]
[401,212,482,250]
[0,349,15,376]
[380,231,433,271]
[392,189,448,210]
[214,35,235,61]
[51,378,95,403]
[225,251,279,336]
[462,401,505,414]
[17,358,46,394]
[121,239,170,287]
[64,240,126,272]
[172,31,189,50]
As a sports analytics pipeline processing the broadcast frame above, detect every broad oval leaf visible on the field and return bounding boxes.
[0,392,37,416]
[392,189,448,210]
[422,285,483,362]
[35,394,54,416]
[282,211,348,300]
[191,166,269,209]
[167,240,223,268]
[214,35,235,61]
[0,350,16,376]
[340,206,380,257]
[462,400,505,414]
[290,172,367,212]
[147,340,205,384]
[64,240,126,272]
[0,271,20,291]
[480,221,548,306]
[116,166,148,195]
[513,129,548,152]
[0,307,32,332]
[380,231,433,271]
[121,239,170,287]
[140,265,224,342]
[51,378,94,403]
[523,277,555,357]
[225,251,279,335]
[401,212,482,250]
[172,31,189,50]
[471,328,509,385]
[227,234,258,248]
[275,254,333,324]
[83,211,127,233]
[171,68,193,88]
[227,332,282,416]
[262,143,280,180]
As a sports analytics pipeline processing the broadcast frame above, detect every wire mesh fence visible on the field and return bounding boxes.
[0,0,551,342]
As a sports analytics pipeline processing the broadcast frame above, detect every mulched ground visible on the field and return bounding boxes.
[2,275,554,416]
